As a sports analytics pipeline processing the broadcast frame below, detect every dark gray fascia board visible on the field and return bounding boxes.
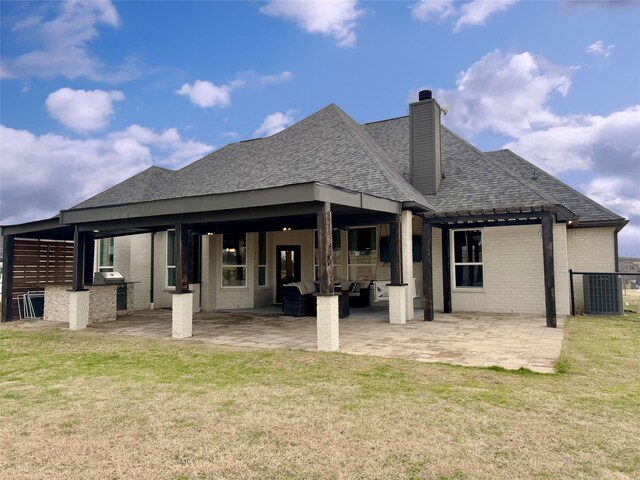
[78,202,325,233]
[555,204,576,222]
[402,201,433,213]
[572,219,629,232]
[62,182,402,225]
[0,217,72,239]
[313,183,401,214]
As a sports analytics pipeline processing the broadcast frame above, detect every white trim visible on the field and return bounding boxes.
[221,232,247,288]
[451,228,484,291]
[97,237,114,273]
[258,231,268,288]
[166,229,176,289]
[347,225,378,281]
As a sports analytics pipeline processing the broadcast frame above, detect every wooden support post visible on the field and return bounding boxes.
[175,223,190,294]
[317,205,334,294]
[1,236,15,322]
[541,211,557,328]
[72,226,86,291]
[422,222,434,321]
[83,233,95,285]
[441,226,452,313]
[569,269,575,316]
[389,216,402,285]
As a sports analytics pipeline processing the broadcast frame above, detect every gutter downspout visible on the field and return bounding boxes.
[150,232,155,309]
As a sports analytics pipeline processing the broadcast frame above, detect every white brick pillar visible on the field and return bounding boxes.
[189,283,201,313]
[316,294,339,351]
[69,290,89,330]
[401,210,414,319]
[172,292,193,339]
[388,285,407,325]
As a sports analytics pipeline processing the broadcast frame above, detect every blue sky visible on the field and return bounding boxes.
[1,0,639,255]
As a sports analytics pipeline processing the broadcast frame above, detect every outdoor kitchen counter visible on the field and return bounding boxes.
[43,283,135,324]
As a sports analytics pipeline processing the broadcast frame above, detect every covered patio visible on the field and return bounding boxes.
[84,308,564,373]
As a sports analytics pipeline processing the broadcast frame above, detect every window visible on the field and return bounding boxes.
[97,237,114,272]
[314,229,342,280]
[348,227,377,280]
[222,233,247,287]
[379,235,422,263]
[166,229,176,288]
[453,230,483,288]
[258,231,267,287]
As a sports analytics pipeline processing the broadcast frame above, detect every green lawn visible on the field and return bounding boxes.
[1,314,639,480]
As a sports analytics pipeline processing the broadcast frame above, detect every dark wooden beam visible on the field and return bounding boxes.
[175,223,190,293]
[83,233,95,285]
[1,236,15,322]
[541,211,557,328]
[441,226,452,313]
[389,216,402,285]
[425,219,542,229]
[317,206,334,294]
[72,226,86,291]
[422,222,434,321]
[423,211,547,225]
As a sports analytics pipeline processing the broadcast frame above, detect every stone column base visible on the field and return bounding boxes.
[69,290,89,331]
[172,292,193,339]
[316,294,339,351]
[388,285,407,325]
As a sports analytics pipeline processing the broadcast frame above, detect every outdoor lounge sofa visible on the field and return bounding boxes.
[281,281,318,317]
[346,281,372,308]
[281,281,350,318]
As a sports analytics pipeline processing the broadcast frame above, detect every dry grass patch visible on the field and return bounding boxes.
[1,313,639,479]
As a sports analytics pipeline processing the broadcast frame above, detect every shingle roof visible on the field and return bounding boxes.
[73,104,435,210]
[72,104,624,225]
[484,149,624,223]
[365,117,554,211]
[74,166,173,209]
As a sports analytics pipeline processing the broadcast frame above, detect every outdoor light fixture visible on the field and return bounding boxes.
[282,227,292,231]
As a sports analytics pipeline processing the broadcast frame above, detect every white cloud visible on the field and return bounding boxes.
[411,0,455,21]
[454,0,517,31]
[254,110,296,137]
[585,40,615,57]
[260,0,363,47]
[1,1,139,82]
[46,88,124,132]
[221,131,240,139]
[580,176,640,256]
[411,0,517,31]
[415,48,639,254]
[0,124,213,225]
[176,80,241,108]
[435,50,572,137]
[260,70,293,86]
[581,177,640,219]
[505,106,640,174]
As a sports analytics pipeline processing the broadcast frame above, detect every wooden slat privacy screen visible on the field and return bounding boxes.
[10,239,75,316]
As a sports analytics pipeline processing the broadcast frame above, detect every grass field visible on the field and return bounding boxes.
[1,313,639,480]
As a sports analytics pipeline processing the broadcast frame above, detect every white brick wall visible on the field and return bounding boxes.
[418,221,570,316]
[106,216,590,316]
[567,227,616,314]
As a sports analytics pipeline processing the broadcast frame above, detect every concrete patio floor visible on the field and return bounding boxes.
[85,307,564,373]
